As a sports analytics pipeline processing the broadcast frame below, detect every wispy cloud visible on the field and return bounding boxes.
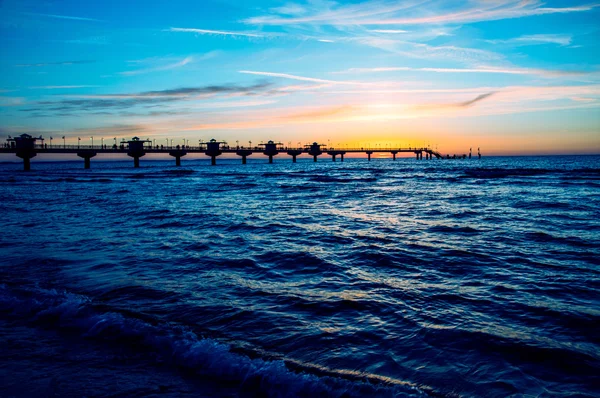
[336,65,596,79]
[120,56,193,76]
[21,12,103,22]
[368,29,408,34]
[487,34,573,46]
[19,82,275,115]
[245,1,599,26]
[15,60,95,67]
[0,97,25,107]
[459,92,496,107]
[239,70,363,85]
[245,1,429,25]
[281,105,357,121]
[52,37,108,45]
[353,38,503,63]
[168,27,265,38]
[29,85,99,89]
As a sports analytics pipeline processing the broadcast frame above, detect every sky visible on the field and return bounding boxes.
[1,0,599,156]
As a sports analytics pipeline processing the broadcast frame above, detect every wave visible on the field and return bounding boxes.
[0,285,424,397]
[309,176,378,183]
[427,225,480,234]
[523,231,596,247]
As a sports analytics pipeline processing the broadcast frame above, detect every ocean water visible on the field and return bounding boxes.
[0,155,598,397]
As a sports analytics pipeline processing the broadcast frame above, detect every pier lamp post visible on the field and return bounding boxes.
[249,140,252,149]
[63,136,66,148]
[186,139,189,148]
[153,139,156,148]
[166,138,169,147]
[236,140,239,149]
[78,137,81,149]
[101,137,104,148]
[91,136,93,148]
[170,139,173,148]
[49,137,53,148]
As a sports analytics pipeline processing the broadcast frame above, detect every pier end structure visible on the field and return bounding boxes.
[307,142,324,162]
[205,138,224,165]
[7,134,43,171]
[124,137,151,168]
[259,140,281,163]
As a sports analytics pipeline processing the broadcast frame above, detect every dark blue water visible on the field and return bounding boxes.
[0,156,599,397]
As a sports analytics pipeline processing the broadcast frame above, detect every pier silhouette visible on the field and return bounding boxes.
[3,134,462,170]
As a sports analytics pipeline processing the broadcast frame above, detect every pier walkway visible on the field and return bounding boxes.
[1,135,464,171]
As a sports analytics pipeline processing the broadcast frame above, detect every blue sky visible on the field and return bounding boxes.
[1,0,599,154]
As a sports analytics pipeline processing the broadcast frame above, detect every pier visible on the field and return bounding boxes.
[1,134,466,170]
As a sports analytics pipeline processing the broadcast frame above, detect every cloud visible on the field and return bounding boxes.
[15,60,96,67]
[239,70,360,85]
[368,29,408,34]
[29,85,99,89]
[245,1,429,25]
[120,56,193,76]
[168,27,265,38]
[353,38,503,63]
[458,92,496,107]
[19,82,275,114]
[21,12,103,22]
[487,34,573,46]
[245,0,599,26]
[281,105,356,121]
[0,97,25,107]
[335,65,596,79]
[52,37,108,45]
[71,124,150,135]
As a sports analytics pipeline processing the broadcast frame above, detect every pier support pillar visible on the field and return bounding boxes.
[340,154,344,162]
[366,151,373,161]
[22,156,32,171]
[236,150,252,165]
[292,155,297,163]
[77,152,97,169]
[313,155,317,162]
[15,151,36,172]
[331,155,336,162]
[169,150,187,167]
[211,156,216,166]
[133,156,140,168]
[391,151,398,161]
[16,152,36,171]
[269,155,273,164]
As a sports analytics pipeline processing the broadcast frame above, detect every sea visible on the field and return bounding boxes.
[0,155,598,397]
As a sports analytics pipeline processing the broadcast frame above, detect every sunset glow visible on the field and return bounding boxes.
[1,0,599,155]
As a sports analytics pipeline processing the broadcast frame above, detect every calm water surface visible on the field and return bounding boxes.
[0,155,598,397]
